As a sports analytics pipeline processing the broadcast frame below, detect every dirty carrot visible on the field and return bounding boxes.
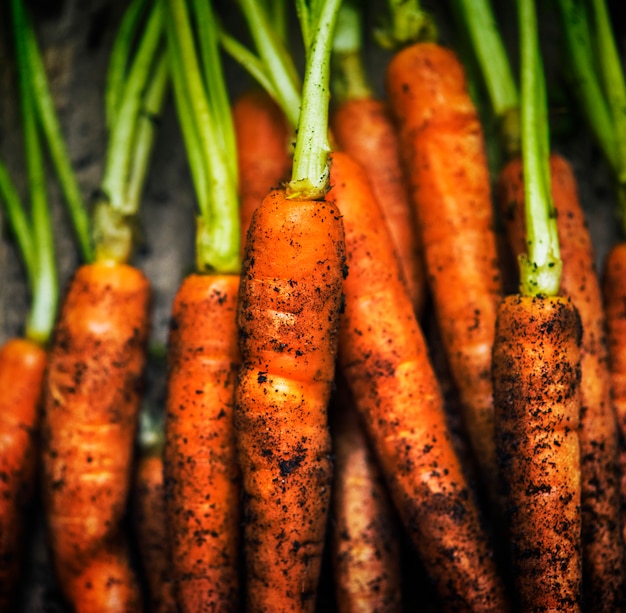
[330,0,426,316]
[327,149,508,611]
[385,31,503,500]
[331,383,403,613]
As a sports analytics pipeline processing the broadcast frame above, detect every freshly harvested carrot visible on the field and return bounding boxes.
[164,274,241,611]
[0,338,46,609]
[331,386,403,613]
[133,443,176,613]
[386,41,503,500]
[233,88,292,248]
[498,154,625,610]
[493,294,583,611]
[328,150,508,611]
[42,262,150,611]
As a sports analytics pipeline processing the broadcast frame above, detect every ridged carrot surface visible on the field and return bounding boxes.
[234,188,346,613]
[386,42,502,499]
[328,151,508,612]
[0,338,46,609]
[164,273,241,612]
[331,97,426,316]
[493,294,583,612]
[42,262,150,612]
[498,154,625,611]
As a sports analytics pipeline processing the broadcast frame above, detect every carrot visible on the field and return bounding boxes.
[327,150,508,611]
[331,385,403,613]
[0,338,46,609]
[493,294,583,611]
[133,442,176,613]
[497,153,625,610]
[233,88,292,249]
[385,40,503,501]
[42,261,150,611]
[164,274,241,611]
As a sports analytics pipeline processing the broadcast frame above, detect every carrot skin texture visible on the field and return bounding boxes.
[42,262,150,612]
[331,392,403,613]
[133,449,176,613]
[498,154,625,610]
[235,188,346,613]
[164,273,241,613]
[493,294,583,612]
[331,97,426,316]
[327,151,508,612]
[385,42,502,499]
[233,89,292,251]
[0,338,46,609]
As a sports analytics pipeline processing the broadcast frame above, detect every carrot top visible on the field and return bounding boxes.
[164,0,240,274]
[517,0,562,296]
[374,0,437,51]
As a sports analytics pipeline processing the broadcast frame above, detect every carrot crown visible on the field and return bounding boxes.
[374,0,437,50]
[517,0,562,297]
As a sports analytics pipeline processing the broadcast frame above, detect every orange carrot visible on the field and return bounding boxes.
[498,153,625,610]
[327,150,508,611]
[164,273,241,612]
[493,294,583,611]
[331,97,426,317]
[386,41,503,500]
[234,188,346,612]
[42,262,150,612]
[0,338,46,609]
[331,384,403,613]
[133,443,176,613]
[233,88,292,249]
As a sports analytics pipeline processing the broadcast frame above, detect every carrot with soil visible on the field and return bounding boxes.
[232,1,346,610]
[41,2,168,609]
[384,0,503,503]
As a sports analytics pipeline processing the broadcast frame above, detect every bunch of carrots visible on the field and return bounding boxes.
[4,0,626,611]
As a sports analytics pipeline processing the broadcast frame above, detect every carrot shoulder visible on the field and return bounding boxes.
[235,188,345,612]
[328,151,508,611]
[0,338,46,609]
[498,154,625,610]
[164,273,241,612]
[42,262,150,612]
[386,41,502,497]
[493,294,582,611]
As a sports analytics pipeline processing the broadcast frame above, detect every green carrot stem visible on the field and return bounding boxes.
[12,0,58,344]
[25,18,93,263]
[331,0,373,104]
[287,0,343,200]
[0,161,35,285]
[105,0,149,129]
[374,0,437,51]
[517,0,562,297]
[237,0,302,129]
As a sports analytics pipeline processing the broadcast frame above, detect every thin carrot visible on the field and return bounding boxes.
[498,153,625,610]
[0,338,46,609]
[331,384,403,613]
[330,1,426,316]
[327,150,508,611]
[233,88,292,250]
[385,38,503,501]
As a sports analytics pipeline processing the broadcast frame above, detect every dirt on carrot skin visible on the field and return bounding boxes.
[164,273,241,613]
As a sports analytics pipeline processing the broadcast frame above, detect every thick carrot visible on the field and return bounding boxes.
[133,444,176,613]
[233,88,292,249]
[331,98,426,317]
[42,261,150,612]
[0,338,46,609]
[497,153,625,610]
[493,294,583,611]
[331,385,403,613]
[234,187,346,612]
[164,273,241,612]
[327,150,508,611]
[385,41,503,501]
